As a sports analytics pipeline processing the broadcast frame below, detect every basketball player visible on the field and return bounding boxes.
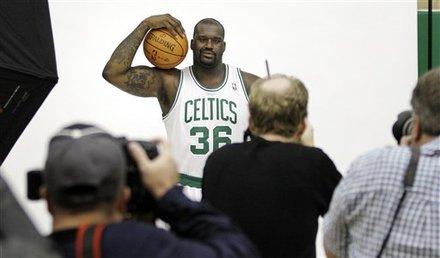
[103,14,260,200]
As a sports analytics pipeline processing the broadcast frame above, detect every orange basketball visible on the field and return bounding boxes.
[143,28,188,69]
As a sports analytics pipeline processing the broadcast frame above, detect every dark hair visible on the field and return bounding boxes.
[193,18,225,38]
[411,68,440,136]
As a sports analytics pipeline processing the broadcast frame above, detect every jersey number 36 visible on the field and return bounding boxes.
[190,126,232,155]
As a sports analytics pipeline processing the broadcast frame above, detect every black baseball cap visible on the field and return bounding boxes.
[44,123,126,204]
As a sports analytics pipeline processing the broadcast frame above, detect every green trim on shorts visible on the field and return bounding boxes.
[179,173,202,188]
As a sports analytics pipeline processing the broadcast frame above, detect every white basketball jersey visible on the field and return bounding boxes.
[163,64,249,188]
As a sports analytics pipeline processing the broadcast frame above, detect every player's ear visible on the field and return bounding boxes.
[411,114,423,144]
[296,119,306,138]
[116,186,131,214]
[190,39,195,50]
[222,41,226,52]
[40,186,54,214]
[39,186,47,200]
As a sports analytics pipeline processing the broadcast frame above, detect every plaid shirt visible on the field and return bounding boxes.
[323,137,440,258]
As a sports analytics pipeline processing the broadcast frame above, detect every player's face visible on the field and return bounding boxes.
[191,23,225,68]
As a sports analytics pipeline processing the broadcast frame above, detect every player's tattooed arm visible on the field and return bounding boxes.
[120,66,164,97]
[241,71,261,95]
[102,21,160,97]
[103,14,184,97]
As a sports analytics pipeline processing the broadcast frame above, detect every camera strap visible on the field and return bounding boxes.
[75,224,107,258]
[376,146,420,258]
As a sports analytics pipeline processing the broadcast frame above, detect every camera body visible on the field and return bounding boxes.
[119,138,158,215]
[27,138,158,216]
[392,110,413,144]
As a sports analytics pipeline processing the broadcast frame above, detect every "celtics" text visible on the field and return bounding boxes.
[184,98,237,124]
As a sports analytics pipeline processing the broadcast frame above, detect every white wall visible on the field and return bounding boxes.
[1,0,417,257]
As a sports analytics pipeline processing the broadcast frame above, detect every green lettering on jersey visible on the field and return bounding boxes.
[213,126,232,150]
[201,98,209,120]
[184,100,193,123]
[229,101,237,124]
[185,98,239,124]
[220,99,229,122]
[207,98,215,120]
[190,126,232,154]
[193,98,201,121]
[216,98,220,120]
[190,126,209,155]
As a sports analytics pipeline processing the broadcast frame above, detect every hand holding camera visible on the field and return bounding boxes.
[128,139,178,199]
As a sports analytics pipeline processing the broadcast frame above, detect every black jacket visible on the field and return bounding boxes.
[202,137,342,258]
[50,187,259,258]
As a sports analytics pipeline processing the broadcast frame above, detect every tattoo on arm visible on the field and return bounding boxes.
[111,23,149,70]
[123,67,162,97]
[103,22,165,97]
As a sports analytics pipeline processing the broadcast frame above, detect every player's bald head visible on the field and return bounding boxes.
[193,18,225,38]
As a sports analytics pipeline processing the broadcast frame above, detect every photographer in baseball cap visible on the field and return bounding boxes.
[43,124,129,217]
[42,123,259,258]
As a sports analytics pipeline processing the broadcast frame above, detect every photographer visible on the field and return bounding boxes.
[323,68,440,257]
[202,74,342,258]
[41,124,259,258]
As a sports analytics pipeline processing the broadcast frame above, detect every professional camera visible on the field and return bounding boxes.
[119,138,158,216]
[27,137,158,217]
[392,110,413,144]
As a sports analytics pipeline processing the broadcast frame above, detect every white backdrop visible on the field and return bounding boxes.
[1,1,417,257]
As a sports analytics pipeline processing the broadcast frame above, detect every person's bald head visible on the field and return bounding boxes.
[249,74,308,137]
[193,18,225,38]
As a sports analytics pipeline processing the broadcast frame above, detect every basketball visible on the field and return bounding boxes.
[143,28,188,69]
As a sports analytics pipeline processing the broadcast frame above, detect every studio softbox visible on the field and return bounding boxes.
[0,0,58,164]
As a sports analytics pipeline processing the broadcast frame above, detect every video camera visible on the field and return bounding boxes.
[27,138,158,217]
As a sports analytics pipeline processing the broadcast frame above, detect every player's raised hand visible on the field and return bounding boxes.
[142,14,185,38]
